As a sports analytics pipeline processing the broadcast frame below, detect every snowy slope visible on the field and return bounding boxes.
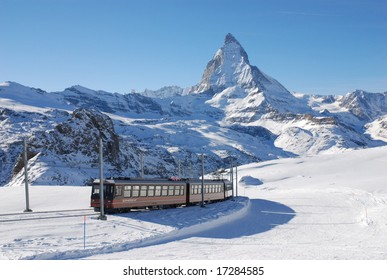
[365,115,387,142]
[1,146,387,260]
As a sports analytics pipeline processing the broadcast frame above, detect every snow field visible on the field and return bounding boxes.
[1,146,387,260]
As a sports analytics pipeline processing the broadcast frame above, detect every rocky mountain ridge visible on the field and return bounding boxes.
[1,34,386,185]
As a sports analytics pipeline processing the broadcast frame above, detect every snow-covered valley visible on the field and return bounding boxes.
[1,33,387,262]
[1,146,387,260]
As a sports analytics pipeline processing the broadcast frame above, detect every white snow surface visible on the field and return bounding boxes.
[1,146,387,260]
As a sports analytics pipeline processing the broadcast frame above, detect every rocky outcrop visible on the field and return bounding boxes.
[340,90,387,121]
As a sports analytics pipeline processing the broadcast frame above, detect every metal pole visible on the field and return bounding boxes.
[23,139,32,212]
[201,153,205,207]
[98,138,107,220]
[83,215,86,249]
[141,152,144,178]
[235,162,238,198]
[178,159,181,178]
[230,157,234,199]
[190,160,193,179]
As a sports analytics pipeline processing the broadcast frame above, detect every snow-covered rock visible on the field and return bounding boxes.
[340,90,387,121]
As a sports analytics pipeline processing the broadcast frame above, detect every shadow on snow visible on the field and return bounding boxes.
[24,198,295,259]
[194,199,295,239]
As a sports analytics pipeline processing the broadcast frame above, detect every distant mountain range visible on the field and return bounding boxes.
[1,33,386,186]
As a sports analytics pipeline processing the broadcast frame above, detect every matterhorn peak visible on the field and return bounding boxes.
[224,33,240,45]
[191,33,288,95]
[222,33,250,65]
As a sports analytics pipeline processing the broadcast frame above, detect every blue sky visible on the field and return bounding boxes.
[1,0,386,95]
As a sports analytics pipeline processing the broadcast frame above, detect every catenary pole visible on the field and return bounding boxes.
[98,138,107,220]
[201,153,205,207]
[141,152,144,178]
[235,162,238,197]
[230,157,234,198]
[23,138,32,212]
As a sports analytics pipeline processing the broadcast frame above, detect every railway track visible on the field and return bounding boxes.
[0,208,97,223]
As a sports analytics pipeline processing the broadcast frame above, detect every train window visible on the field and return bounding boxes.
[155,186,161,196]
[174,185,183,196]
[140,186,147,197]
[168,186,174,196]
[162,186,168,196]
[115,186,122,196]
[148,186,155,196]
[180,185,185,195]
[132,186,140,197]
[123,185,131,197]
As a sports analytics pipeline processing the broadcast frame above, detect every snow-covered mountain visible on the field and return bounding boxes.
[191,33,289,95]
[1,34,387,186]
[188,33,311,122]
[340,90,387,121]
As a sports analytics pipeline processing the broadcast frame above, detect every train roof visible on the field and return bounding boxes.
[93,177,231,185]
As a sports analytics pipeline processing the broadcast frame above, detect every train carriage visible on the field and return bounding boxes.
[188,179,226,204]
[90,178,233,212]
[224,179,233,198]
[91,178,187,212]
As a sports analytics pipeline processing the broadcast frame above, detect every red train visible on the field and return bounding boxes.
[90,177,233,212]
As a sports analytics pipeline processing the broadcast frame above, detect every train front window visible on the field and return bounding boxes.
[92,184,100,195]
[91,184,114,199]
